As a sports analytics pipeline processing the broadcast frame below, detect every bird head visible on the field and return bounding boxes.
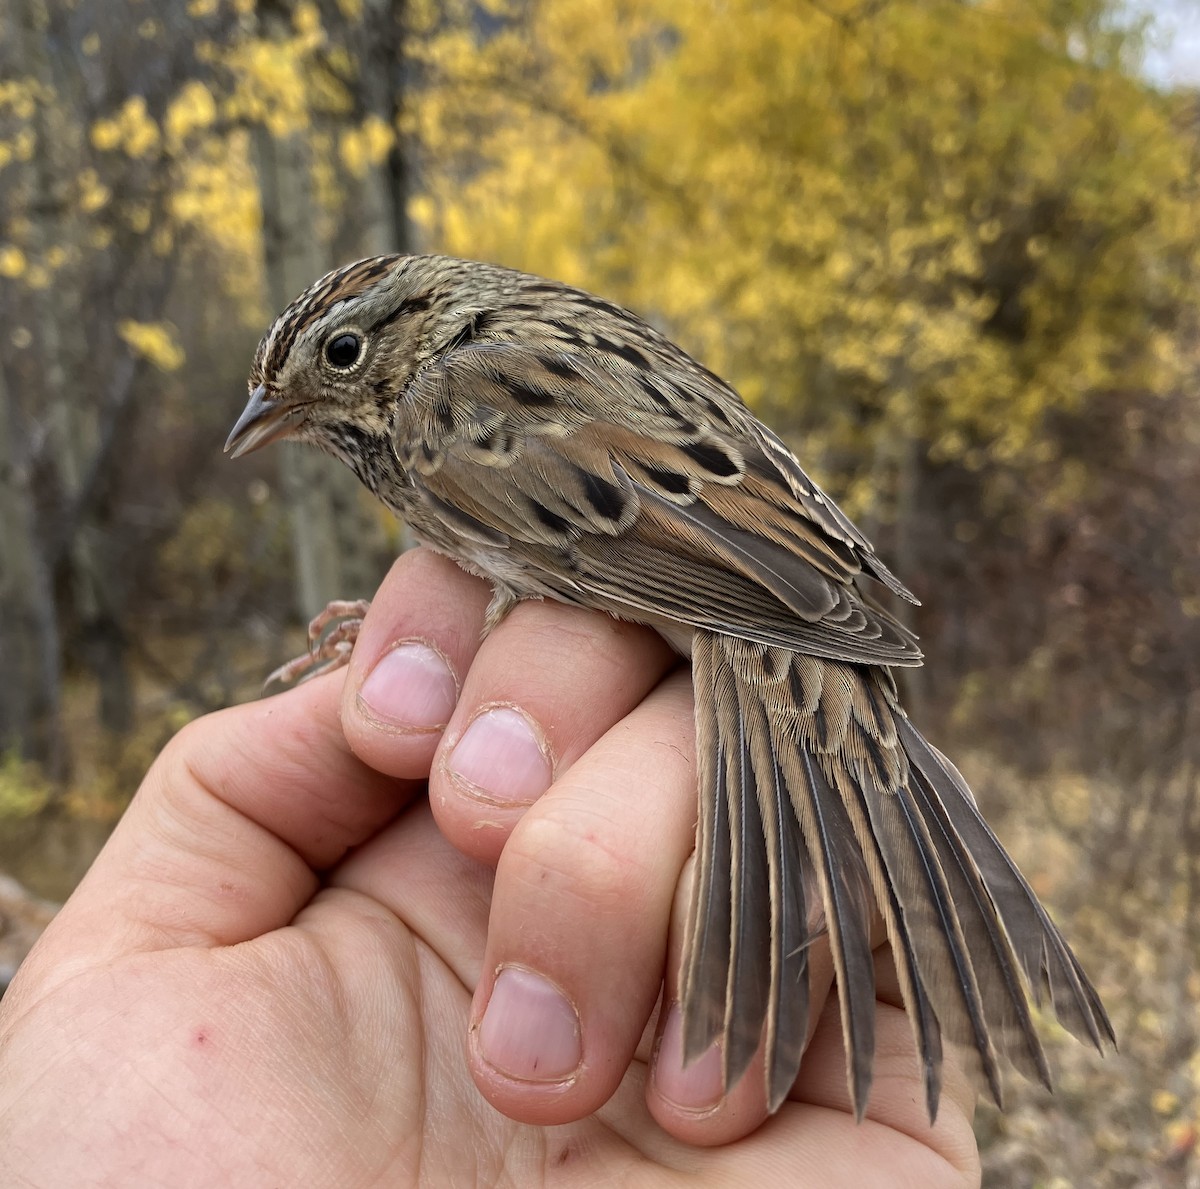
[225,254,490,479]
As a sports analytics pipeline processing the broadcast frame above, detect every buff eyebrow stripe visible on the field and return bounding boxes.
[267,259,395,371]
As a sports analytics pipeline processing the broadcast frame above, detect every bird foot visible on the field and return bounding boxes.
[263,598,371,694]
[483,585,520,636]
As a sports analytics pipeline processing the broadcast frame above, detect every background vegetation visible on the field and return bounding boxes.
[1,0,1197,1182]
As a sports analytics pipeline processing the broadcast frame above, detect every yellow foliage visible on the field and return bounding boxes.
[91,95,160,159]
[0,245,26,278]
[90,118,121,152]
[117,319,186,372]
[164,81,218,150]
[293,2,323,38]
[221,26,344,136]
[168,130,262,307]
[0,752,52,819]
[0,78,50,119]
[77,168,110,213]
[407,0,1198,514]
[125,204,152,233]
[339,115,395,177]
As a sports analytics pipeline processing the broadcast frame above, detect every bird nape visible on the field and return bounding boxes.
[226,253,1114,1120]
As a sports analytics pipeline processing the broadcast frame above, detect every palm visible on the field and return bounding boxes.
[13,805,961,1186]
[0,556,978,1187]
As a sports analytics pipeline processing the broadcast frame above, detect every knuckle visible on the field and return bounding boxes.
[503,794,655,916]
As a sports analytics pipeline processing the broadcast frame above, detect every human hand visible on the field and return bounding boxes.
[0,548,979,1186]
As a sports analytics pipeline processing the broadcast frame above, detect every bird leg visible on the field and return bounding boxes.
[263,598,371,694]
[483,584,521,636]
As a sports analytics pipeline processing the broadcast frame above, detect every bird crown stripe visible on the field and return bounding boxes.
[264,256,398,377]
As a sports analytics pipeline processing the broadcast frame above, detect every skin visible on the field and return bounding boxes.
[0,549,980,1187]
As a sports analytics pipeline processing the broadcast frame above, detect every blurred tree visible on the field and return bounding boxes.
[415,0,1200,764]
[0,0,410,781]
[0,0,191,776]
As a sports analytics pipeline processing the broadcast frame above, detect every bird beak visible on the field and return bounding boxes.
[224,384,304,458]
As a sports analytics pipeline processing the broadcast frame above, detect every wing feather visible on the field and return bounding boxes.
[398,342,922,665]
[388,324,1112,1121]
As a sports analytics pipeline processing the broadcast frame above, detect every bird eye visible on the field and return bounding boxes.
[325,332,362,370]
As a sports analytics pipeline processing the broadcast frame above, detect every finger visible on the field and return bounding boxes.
[22,674,419,984]
[466,672,696,1125]
[429,597,677,865]
[340,547,492,780]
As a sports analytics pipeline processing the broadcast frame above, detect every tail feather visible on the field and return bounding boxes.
[860,765,1003,1106]
[734,666,813,1108]
[898,719,1114,1051]
[832,680,946,1119]
[716,655,773,1087]
[754,727,812,1110]
[907,763,1051,1089]
[682,635,816,1104]
[855,815,946,1122]
[680,630,1112,1120]
[680,634,734,1058]
[791,744,879,1116]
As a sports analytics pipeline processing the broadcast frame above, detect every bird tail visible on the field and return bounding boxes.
[680,630,1114,1118]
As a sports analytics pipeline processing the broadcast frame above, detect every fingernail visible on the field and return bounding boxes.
[358,641,458,731]
[446,707,553,805]
[477,967,581,1083]
[653,1002,725,1111]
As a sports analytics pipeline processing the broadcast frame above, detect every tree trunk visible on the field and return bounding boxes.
[365,0,412,256]
[253,122,349,617]
[891,382,927,721]
[0,360,65,778]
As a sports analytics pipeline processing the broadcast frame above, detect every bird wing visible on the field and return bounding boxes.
[392,332,1113,1119]
[395,338,921,667]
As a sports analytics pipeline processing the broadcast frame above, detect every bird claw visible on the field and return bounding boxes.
[262,598,371,694]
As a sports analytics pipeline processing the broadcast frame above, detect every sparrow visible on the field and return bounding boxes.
[226,253,1113,1118]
